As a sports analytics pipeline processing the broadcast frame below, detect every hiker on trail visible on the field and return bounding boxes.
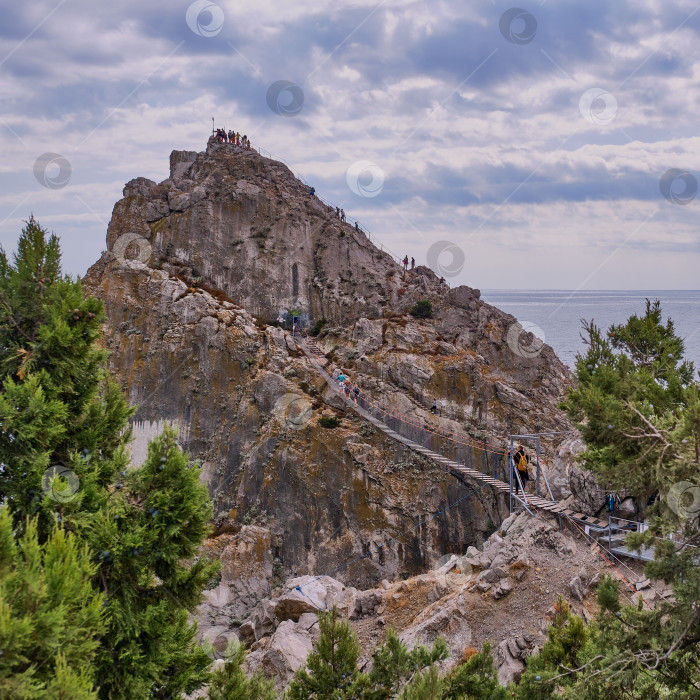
[431,399,437,415]
[411,257,415,270]
[355,222,359,233]
[340,209,346,222]
[336,373,347,389]
[336,207,340,218]
[228,130,233,142]
[352,383,360,406]
[236,133,241,146]
[607,493,621,512]
[309,186,316,197]
[512,445,529,493]
[403,255,409,272]
[344,378,352,399]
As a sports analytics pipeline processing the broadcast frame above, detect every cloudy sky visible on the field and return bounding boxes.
[1,0,699,289]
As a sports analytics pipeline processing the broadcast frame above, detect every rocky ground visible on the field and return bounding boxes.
[196,509,664,692]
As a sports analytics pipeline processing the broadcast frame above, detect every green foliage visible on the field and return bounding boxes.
[94,427,219,700]
[442,644,507,700]
[516,598,589,699]
[399,665,442,699]
[0,506,104,699]
[0,220,222,699]
[561,299,698,521]
[318,416,341,429]
[595,574,620,614]
[515,300,700,698]
[391,642,506,700]
[0,218,132,540]
[365,629,448,699]
[207,639,276,700]
[409,300,432,319]
[309,318,327,337]
[286,606,365,699]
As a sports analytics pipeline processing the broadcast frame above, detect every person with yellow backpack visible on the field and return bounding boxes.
[512,444,530,493]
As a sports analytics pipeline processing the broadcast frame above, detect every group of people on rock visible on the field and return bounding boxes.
[335,207,346,222]
[335,372,360,406]
[215,128,250,149]
[403,254,446,285]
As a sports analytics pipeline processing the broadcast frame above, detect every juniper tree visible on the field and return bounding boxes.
[0,219,220,699]
[516,301,700,697]
[207,639,276,700]
[286,606,366,699]
[364,629,448,699]
[561,298,698,512]
[0,506,104,699]
[441,644,507,700]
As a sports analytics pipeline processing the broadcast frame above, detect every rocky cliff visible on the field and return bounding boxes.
[84,137,581,615]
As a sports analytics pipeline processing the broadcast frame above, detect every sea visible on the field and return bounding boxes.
[480,290,700,371]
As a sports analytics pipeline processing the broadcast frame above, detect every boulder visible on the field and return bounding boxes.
[493,579,513,600]
[239,599,278,645]
[168,190,192,212]
[400,597,471,658]
[495,638,526,685]
[123,176,156,197]
[275,576,355,621]
[170,149,198,180]
[447,285,481,309]
[351,589,383,619]
[245,619,314,687]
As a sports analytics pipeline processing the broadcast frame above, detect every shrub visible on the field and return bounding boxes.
[309,318,327,336]
[409,300,432,318]
[319,416,341,429]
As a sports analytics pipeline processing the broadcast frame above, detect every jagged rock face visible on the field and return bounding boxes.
[106,137,403,324]
[84,259,502,596]
[84,139,582,613]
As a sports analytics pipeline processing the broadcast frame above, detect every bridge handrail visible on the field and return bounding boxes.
[299,333,523,484]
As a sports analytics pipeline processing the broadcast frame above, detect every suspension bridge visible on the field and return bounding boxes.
[295,331,664,565]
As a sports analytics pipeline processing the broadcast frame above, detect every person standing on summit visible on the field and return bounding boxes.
[403,255,409,272]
